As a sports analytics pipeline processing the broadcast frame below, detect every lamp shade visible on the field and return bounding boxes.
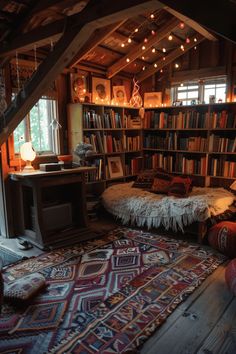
[230,180,236,191]
[20,142,36,162]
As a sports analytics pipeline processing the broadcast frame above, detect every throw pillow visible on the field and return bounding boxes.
[225,259,236,296]
[4,272,46,303]
[151,172,172,194]
[132,169,158,189]
[208,221,236,258]
[168,176,192,197]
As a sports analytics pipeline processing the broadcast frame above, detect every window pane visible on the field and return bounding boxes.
[187,91,198,99]
[178,86,187,91]
[215,86,226,102]
[14,120,26,153]
[205,84,215,89]
[204,88,215,103]
[178,92,187,99]
[188,85,198,90]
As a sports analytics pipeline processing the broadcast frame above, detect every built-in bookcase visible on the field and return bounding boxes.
[143,102,236,187]
[67,103,143,194]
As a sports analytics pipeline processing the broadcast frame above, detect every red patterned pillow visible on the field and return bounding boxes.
[225,259,236,296]
[168,176,192,197]
[133,169,160,189]
[208,221,236,258]
[151,172,172,194]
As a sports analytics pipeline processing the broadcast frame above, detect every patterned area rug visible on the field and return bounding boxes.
[0,228,226,353]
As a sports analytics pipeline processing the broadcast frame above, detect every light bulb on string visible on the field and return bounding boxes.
[121,43,125,48]
[142,66,146,71]
[160,69,163,73]
[186,37,190,44]
[152,48,156,53]
[126,58,130,63]
[151,30,156,36]
[180,45,185,51]
[128,38,132,43]
[179,22,185,29]
[168,34,173,41]
[141,56,145,60]
[134,28,139,33]
[194,46,197,50]
[144,38,148,43]
[194,37,197,42]
[142,45,146,50]
[175,63,179,68]
[162,48,166,53]
[163,57,166,61]
[154,63,157,68]
[150,13,155,19]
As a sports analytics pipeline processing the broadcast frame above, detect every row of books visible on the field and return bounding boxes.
[123,135,141,151]
[143,111,208,129]
[124,157,143,175]
[143,153,207,175]
[83,109,141,129]
[84,132,104,153]
[85,159,103,181]
[209,159,236,178]
[209,135,236,153]
[210,111,236,129]
[144,134,207,152]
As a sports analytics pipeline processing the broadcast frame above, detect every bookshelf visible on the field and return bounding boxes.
[67,103,143,194]
[143,102,236,188]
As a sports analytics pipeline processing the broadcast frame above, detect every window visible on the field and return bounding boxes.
[14,97,59,154]
[172,77,227,106]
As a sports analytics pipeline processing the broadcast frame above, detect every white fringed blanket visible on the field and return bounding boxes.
[101,182,235,232]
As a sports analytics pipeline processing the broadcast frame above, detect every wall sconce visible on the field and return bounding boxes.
[20,142,36,172]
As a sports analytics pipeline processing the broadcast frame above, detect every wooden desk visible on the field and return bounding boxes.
[9,167,96,249]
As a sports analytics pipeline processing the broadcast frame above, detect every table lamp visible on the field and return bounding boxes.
[20,142,36,172]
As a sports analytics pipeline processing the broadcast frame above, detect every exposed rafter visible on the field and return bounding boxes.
[0,0,160,146]
[137,33,204,82]
[107,17,179,78]
[70,20,127,67]
[164,7,217,41]
[159,0,236,43]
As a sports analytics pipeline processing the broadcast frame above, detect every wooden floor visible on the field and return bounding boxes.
[1,215,236,354]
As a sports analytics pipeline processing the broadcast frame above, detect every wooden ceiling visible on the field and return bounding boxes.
[0,0,230,145]
[0,0,217,79]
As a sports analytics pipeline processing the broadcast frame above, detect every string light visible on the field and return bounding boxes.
[151,30,156,36]
[141,56,145,60]
[163,57,166,61]
[128,38,132,43]
[121,43,125,48]
[160,69,163,73]
[150,14,155,19]
[194,46,197,50]
[180,83,184,87]
[168,34,173,41]
[179,22,185,29]
[194,37,198,42]
[162,48,166,53]
[142,66,146,71]
[175,63,179,68]
[144,38,148,43]
[154,63,157,68]
[186,37,190,44]
[152,48,156,53]
[180,44,185,51]
[142,45,146,50]
[126,58,130,63]
[134,28,139,33]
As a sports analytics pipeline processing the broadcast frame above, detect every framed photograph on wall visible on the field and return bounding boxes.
[70,72,88,103]
[112,85,128,106]
[92,77,111,104]
[107,156,123,178]
[144,92,162,108]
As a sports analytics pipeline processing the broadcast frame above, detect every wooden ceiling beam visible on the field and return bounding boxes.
[137,33,204,82]
[70,20,126,67]
[0,0,160,145]
[164,7,217,41]
[107,17,179,78]
[158,0,236,42]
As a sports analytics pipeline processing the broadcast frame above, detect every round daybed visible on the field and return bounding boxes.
[101,182,235,233]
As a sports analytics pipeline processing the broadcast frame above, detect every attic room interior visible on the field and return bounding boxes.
[0,0,236,352]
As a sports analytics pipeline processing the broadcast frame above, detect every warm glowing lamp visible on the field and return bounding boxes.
[230,180,236,191]
[20,142,36,172]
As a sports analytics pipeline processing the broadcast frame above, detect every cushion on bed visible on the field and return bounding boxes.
[225,259,236,296]
[151,172,172,194]
[4,272,46,303]
[168,176,192,197]
[208,221,236,258]
[132,169,161,189]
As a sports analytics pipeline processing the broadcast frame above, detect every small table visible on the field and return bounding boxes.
[9,167,96,249]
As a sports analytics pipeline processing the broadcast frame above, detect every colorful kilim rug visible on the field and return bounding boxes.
[0,228,226,353]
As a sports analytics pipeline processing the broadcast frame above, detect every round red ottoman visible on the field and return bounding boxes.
[208,221,236,258]
[225,259,236,296]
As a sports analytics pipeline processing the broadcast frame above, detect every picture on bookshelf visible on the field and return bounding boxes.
[107,156,123,178]
[70,72,88,103]
[144,92,162,108]
[112,85,128,105]
[92,77,111,104]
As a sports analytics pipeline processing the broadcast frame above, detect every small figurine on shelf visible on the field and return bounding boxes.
[74,142,94,166]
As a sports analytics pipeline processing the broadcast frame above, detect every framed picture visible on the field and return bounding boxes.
[70,72,88,103]
[92,77,111,104]
[107,156,123,178]
[144,92,162,108]
[112,85,128,106]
